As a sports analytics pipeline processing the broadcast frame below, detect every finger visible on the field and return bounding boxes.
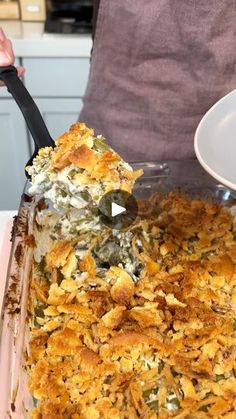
[0,51,12,65]
[0,38,14,65]
[17,66,25,78]
[4,39,14,56]
[0,50,13,65]
[0,27,7,42]
[0,28,14,65]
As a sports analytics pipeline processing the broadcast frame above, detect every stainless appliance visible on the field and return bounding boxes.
[45,0,93,34]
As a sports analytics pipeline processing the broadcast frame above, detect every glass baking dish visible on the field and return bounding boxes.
[0,159,235,418]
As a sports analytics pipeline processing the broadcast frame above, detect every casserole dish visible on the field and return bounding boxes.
[0,159,236,418]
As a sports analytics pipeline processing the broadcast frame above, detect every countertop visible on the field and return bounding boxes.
[0,211,16,312]
[0,21,92,57]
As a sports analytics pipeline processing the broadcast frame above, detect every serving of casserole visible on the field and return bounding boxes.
[0,123,236,418]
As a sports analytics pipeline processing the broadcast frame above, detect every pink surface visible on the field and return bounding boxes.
[0,219,14,311]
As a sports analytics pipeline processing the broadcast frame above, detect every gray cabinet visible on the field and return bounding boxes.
[0,99,29,210]
[23,57,90,152]
[23,58,90,97]
[29,98,83,153]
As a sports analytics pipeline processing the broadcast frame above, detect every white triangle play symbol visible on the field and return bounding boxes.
[111,202,126,217]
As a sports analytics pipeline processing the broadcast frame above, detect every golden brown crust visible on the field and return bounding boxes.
[45,240,74,270]
[27,191,236,418]
[101,305,126,329]
[109,267,135,305]
[51,123,94,170]
[68,144,96,170]
[89,151,121,180]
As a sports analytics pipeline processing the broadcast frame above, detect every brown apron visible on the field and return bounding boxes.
[79,0,236,162]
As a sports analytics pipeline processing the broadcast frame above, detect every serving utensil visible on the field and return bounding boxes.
[0,65,54,178]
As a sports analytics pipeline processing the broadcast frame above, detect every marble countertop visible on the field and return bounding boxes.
[0,21,92,57]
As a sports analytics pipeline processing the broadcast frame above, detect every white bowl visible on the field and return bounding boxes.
[194,89,236,190]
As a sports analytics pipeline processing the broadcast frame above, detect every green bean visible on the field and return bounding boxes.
[147,400,159,412]
[80,190,91,202]
[93,137,110,152]
[158,359,164,373]
[215,374,225,382]
[198,404,210,412]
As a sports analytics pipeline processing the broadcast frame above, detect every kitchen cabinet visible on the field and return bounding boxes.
[0,99,29,210]
[0,56,90,210]
[29,98,83,153]
[22,58,90,98]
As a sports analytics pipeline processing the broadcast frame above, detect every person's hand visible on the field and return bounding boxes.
[0,27,25,86]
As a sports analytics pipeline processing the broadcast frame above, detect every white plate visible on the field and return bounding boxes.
[194,89,236,190]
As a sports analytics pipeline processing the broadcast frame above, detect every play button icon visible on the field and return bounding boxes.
[111,202,126,217]
[98,189,138,230]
